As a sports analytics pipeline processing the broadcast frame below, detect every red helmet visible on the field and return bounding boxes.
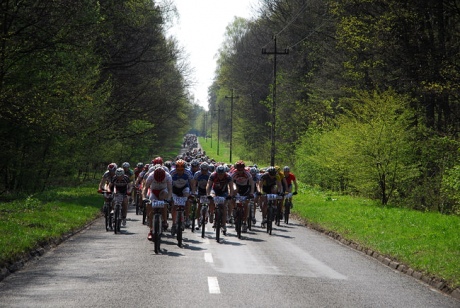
[235,160,245,170]
[152,156,163,165]
[154,167,166,182]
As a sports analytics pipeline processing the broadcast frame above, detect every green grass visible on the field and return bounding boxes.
[294,185,460,289]
[198,136,236,163]
[0,184,101,267]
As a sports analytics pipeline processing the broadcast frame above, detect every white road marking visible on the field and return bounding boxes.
[204,253,213,263]
[208,276,220,294]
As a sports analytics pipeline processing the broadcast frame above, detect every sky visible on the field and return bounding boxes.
[168,0,258,110]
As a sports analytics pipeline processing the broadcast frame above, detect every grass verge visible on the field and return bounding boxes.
[294,184,460,289]
[0,183,101,268]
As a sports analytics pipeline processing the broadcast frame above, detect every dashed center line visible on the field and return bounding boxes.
[208,276,220,294]
[204,252,213,263]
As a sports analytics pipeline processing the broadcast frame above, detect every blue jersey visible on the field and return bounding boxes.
[193,170,211,195]
[170,168,193,189]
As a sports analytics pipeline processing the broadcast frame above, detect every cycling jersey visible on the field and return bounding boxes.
[260,173,278,194]
[145,172,172,199]
[110,175,131,194]
[170,168,193,196]
[208,172,232,196]
[231,170,252,196]
[193,170,211,195]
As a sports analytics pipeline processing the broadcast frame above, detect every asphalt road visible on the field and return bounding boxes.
[0,204,458,308]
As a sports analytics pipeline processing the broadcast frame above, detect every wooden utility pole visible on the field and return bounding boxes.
[262,36,289,166]
[225,89,239,163]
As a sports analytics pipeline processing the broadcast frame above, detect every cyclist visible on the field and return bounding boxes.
[189,159,200,176]
[122,162,135,205]
[275,165,289,219]
[98,163,117,209]
[192,162,211,228]
[206,165,234,234]
[143,165,172,240]
[108,168,133,226]
[258,166,282,226]
[231,160,254,232]
[283,165,298,208]
[249,166,260,225]
[170,159,196,235]
[98,163,117,194]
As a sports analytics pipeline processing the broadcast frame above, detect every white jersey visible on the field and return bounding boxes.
[145,171,172,191]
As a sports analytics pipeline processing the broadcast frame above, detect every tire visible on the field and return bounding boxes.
[104,203,110,231]
[284,201,291,224]
[235,209,242,239]
[201,208,206,238]
[177,212,183,247]
[114,205,119,234]
[135,194,140,215]
[267,203,273,235]
[142,202,147,225]
[215,209,221,243]
[191,206,196,233]
[276,204,281,226]
[154,215,161,254]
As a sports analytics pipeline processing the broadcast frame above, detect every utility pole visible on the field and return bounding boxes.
[262,35,289,166]
[204,111,207,142]
[216,107,221,156]
[225,89,239,163]
[210,110,214,148]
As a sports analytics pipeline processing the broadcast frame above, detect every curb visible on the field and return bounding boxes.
[292,213,460,301]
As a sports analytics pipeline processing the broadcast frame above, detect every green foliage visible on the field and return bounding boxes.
[296,89,419,204]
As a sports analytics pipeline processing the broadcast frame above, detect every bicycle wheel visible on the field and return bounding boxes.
[201,209,206,238]
[177,212,183,247]
[215,209,221,242]
[235,209,242,239]
[114,205,119,234]
[276,204,281,226]
[135,194,140,215]
[191,202,196,233]
[267,204,273,235]
[154,215,161,254]
[247,202,252,231]
[284,200,291,224]
[104,203,110,231]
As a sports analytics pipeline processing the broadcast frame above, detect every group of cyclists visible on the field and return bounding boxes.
[97,135,298,241]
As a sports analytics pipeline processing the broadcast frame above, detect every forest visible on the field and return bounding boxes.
[1,0,459,214]
[194,0,460,214]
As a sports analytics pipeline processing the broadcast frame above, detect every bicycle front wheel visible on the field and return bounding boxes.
[154,215,161,254]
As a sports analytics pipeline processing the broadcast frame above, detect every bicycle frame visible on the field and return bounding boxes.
[213,196,226,242]
[265,194,279,235]
[113,193,124,234]
[150,200,167,254]
[199,196,210,238]
[173,196,187,247]
[234,195,247,239]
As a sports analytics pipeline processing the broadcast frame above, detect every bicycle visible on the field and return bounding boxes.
[213,196,227,242]
[112,192,124,234]
[173,196,187,247]
[275,194,284,227]
[135,186,142,216]
[198,195,210,238]
[284,192,293,224]
[265,194,279,235]
[100,190,113,231]
[233,195,247,239]
[148,199,168,254]
[189,195,197,232]
[247,196,255,231]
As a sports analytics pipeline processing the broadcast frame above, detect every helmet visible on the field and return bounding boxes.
[200,162,209,171]
[143,164,150,171]
[267,167,276,176]
[115,168,125,177]
[283,166,290,172]
[208,163,215,172]
[122,162,130,168]
[152,156,163,165]
[137,162,144,169]
[164,160,172,170]
[235,160,245,170]
[275,165,280,173]
[175,159,186,170]
[250,167,258,175]
[107,163,117,172]
[191,159,200,167]
[154,167,166,182]
[216,165,225,174]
